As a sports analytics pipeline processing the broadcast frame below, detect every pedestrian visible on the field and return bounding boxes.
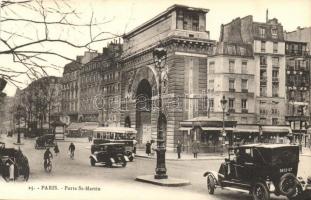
[192,140,200,158]
[88,135,92,142]
[176,140,182,159]
[150,140,156,157]
[132,137,137,155]
[54,143,60,156]
[69,142,75,159]
[146,141,151,156]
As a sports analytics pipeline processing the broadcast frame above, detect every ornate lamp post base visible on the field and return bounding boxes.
[155,147,168,179]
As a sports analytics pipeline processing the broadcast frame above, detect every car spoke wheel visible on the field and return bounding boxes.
[207,174,215,194]
[279,173,297,197]
[252,182,270,200]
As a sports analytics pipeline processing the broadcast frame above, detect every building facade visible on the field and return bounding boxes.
[207,42,256,124]
[220,16,287,126]
[120,5,214,150]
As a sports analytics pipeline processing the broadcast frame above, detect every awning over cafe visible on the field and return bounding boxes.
[234,124,259,133]
[81,122,99,131]
[261,126,292,134]
[201,127,234,131]
[66,122,85,131]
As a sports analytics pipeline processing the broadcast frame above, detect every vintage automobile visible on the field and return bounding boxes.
[89,143,129,168]
[92,127,137,162]
[0,142,30,181]
[203,144,311,200]
[35,134,56,149]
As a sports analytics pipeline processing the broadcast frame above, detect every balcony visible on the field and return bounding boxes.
[285,50,309,56]
[241,89,248,93]
[260,76,267,82]
[241,109,248,113]
[260,64,267,69]
[272,77,279,82]
[228,108,235,113]
[229,88,235,92]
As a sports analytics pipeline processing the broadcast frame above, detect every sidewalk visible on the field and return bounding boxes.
[302,147,311,157]
[135,149,225,161]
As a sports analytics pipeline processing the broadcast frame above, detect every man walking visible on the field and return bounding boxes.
[176,140,182,159]
[192,140,200,158]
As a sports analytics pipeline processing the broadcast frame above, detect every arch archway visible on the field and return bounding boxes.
[135,79,152,144]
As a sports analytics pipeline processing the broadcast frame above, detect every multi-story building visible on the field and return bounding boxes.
[284,27,311,50]
[284,41,310,144]
[101,42,122,127]
[207,42,256,123]
[120,4,214,150]
[62,52,98,123]
[220,16,287,126]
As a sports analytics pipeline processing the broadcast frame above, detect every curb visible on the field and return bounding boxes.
[135,154,225,161]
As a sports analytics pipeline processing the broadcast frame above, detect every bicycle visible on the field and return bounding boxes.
[44,158,52,173]
[69,151,74,159]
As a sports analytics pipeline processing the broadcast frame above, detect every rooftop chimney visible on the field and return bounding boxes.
[266,9,269,22]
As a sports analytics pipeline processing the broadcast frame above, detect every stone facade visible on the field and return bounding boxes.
[120,5,214,150]
[220,16,287,126]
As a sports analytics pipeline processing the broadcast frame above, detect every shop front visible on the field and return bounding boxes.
[179,117,237,153]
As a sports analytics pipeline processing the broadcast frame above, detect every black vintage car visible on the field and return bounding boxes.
[91,139,134,161]
[0,142,30,181]
[35,134,56,149]
[203,144,311,200]
[89,143,129,168]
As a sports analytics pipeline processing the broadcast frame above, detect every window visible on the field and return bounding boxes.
[272,57,279,67]
[229,98,235,109]
[272,108,279,115]
[208,80,214,91]
[229,79,235,91]
[241,117,247,123]
[260,86,267,96]
[209,62,215,73]
[272,118,278,125]
[272,70,279,78]
[272,28,277,38]
[242,61,248,74]
[260,56,267,65]
[241,79,248,91]
[229,60,235,73]
[273,42,278,53]
[260,118,266,124]
[241,99,247,109]
[261,41,266,52]
[259,27,266,38]
[209,99,214,110]
[272,82,279,97]
[183,12,199,31]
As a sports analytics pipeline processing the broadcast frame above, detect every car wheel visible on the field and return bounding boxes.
[252,182,270,200]
[23,165,30,181]
[279,173,298,197]
[287,184,302,200]
[106,161,113,168]
[90,158,95,167]
[207,174,215,194]
[129,156,134,162]
[122,160,127,167]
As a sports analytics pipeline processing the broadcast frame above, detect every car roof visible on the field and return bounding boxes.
[238,143,298,149]
[97,143,124,146]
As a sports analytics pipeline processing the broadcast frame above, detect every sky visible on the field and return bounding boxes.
[2,0,311,96]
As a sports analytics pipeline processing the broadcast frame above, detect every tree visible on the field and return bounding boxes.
[0,0,119,86]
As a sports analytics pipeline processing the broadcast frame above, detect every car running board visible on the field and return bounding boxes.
[219,186,249,193]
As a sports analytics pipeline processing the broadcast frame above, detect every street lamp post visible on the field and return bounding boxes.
[153,47,168,179]
[220,95,227,154]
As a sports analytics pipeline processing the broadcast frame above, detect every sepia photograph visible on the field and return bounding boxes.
[0,0,311,199]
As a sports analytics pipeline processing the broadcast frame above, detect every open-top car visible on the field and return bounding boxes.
[89,143,129,168]
[203,144,311,200]
[35,134,56,149]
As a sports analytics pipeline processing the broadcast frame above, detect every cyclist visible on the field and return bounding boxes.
[68,142,75,159]
[44,148,53,170]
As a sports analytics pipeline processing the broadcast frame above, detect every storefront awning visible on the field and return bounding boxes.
[178,127,192,131]
[81,122,99,131]
[66,122,85,131]
[262,126,292,133]
[234,124,259,133]
[201,127,234,131]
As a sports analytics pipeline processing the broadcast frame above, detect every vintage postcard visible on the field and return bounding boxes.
[0,0,311,199]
